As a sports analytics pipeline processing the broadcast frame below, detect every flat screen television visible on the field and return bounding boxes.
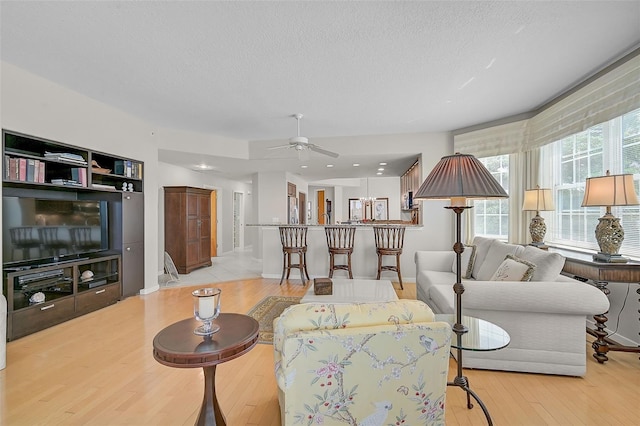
[2,196,109,266]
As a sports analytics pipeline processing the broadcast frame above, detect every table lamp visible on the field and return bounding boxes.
[414,152,508,423]
[522,186,555,247]
[581,170,639,263]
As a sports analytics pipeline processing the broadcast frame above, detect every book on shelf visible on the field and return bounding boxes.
[38,161,45,183]
[18,158,27,181]
[114,159,141,178]
[4,156,46,183]
[51,179,83,187]
[27,159,36,182]
[33,159,40,182]
[44,151,88,165]
[91,183,117,191]
[71,167,88,187]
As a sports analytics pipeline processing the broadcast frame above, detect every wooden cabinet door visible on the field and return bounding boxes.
[197,192,211,264]
[164,186,212,274]
[185,191,211,268]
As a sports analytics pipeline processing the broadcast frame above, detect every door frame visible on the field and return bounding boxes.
[233,191,244,250]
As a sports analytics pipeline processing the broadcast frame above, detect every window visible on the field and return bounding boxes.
[474,154,510,239]
[542,108,640,258]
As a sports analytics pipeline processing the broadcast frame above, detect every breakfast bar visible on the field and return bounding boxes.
[248,224,425,282]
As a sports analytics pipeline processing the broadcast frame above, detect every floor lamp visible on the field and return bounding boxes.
[414,153,508,423]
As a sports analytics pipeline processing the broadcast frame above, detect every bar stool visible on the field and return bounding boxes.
[278,226,310,285]
[373,225,405,289]
[325,226,356,278]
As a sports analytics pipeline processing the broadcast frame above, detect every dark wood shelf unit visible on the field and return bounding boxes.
[2,129,146,338]
[90,151,143,193]
[3,254,121,340]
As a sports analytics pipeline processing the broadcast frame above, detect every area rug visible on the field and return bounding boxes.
[247,296,301,344]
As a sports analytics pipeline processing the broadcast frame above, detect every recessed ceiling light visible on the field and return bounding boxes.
[194,164,212,170]
[300,165,308,168]
[352,163,360,167]
[376,172,383,175]
[379,162,387,166]
[378,168,384,171]
[326,164,334,168]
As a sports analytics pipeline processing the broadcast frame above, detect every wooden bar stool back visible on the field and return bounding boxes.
[278,226,310,285]
[373,225,406,289]
[324,226,356,278]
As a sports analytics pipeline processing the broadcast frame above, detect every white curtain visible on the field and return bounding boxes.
[509,149,540,244]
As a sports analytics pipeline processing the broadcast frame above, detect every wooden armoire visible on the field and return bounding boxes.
[164,186,212,274]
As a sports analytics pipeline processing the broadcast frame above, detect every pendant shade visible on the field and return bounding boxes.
[414,153,508,200]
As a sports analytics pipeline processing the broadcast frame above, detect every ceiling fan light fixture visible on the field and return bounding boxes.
[290,136,308,145]
[267,114,339,158]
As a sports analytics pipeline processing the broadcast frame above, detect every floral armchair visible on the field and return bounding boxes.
[273,300,452,425]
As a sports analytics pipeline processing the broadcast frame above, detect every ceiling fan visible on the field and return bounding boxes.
[268,114,339,158]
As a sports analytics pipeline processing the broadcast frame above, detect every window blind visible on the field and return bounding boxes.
[454,50,640,156]
[453,119,529,157]
[528,53,640,150]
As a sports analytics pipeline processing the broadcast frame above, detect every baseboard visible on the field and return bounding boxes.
[140,284,160,295]
[586,318,639,346]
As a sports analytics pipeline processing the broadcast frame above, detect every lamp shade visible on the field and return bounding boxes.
[414,153,508,202]
[581,172,639,207]
[522,187,555,211]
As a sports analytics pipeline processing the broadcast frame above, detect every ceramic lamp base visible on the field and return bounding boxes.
[594,214,624,256]
[529,215,547,245]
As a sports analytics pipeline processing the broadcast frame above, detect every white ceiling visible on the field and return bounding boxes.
[2,1,639,182]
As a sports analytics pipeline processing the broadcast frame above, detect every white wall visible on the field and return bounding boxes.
[1,61,160,293]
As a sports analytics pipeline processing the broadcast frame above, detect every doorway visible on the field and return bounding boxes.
[210,190,217,257]
[233,192,244,250]
[317,190,325,224]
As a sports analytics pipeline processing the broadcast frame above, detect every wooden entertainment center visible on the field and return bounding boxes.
[2,130,144,340]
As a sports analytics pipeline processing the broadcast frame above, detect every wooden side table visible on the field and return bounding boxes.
[558,249,640,363]
[153,313,259,425]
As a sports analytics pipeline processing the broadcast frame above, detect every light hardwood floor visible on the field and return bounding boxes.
[1,279,638,425]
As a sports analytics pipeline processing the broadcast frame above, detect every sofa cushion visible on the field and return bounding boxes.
[471,236,496,278]
[451,244,476,279]
[475,240,525,281]
[429,284,456,314]
[490,254,535,281]
[518,246,566,281]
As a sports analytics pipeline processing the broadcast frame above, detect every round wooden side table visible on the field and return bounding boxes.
[153,313,259,426]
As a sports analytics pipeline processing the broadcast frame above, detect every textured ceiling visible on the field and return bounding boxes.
[2,1,639,181]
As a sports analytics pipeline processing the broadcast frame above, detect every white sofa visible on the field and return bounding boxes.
[415,236,609,376]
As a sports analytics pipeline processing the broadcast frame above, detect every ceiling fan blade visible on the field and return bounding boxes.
[267,144,293,150]
[309,144,339,158]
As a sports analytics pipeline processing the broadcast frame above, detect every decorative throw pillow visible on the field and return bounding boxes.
[490,254,536,282]
[451,244,477,279]
[518,246,565,281]
[475,240,525,281]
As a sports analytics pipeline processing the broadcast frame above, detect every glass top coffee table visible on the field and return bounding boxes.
[300,278,398,303]
[435,314,510,426]
[435,314,510,351]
